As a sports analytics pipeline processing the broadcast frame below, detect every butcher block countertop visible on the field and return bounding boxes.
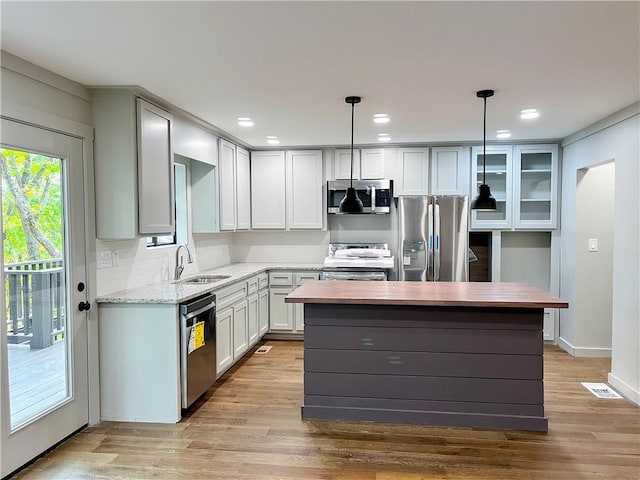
[285,281,568,309]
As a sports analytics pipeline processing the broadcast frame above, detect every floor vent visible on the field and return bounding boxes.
[581,382,623,399]
[255,345,272,355]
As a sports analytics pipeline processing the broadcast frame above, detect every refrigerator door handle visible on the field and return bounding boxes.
[427,203,434,281]
[434,203,441,281]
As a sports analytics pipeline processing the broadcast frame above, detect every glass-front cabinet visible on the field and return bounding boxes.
[514,144,559,229]
[471,144,559,230]
[471,145,513,229]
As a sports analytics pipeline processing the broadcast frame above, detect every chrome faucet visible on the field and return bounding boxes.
[174,244,193,280]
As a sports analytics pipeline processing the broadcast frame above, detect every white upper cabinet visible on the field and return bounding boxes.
[334,148,385,180]
[360,148,386,179]
[513,144,559,229]
[236,147,251,230]
[251,150,323,230]
[93,90,174,239]
[136,99,175,235]
[218,139,237,231]
[471,145,513,230]
[251,151,287,229]
[218,140,251,231]
[287,150,323,229]
[396,147,429,195]
[431,146,470,196]
[334,149,360,180]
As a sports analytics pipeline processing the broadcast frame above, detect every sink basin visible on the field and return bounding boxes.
[176,274,231,284]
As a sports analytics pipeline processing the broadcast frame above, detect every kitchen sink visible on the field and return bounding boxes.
[176,274,231,284]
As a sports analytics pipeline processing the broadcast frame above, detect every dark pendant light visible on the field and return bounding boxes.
[471,89,498,211]
[339,96,364,213]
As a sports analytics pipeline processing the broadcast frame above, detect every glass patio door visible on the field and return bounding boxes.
[1,119,88,477]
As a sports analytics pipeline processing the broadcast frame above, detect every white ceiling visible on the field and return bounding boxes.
[1,1,638,148]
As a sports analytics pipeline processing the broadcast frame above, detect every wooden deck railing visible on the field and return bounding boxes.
[4,259,65,349]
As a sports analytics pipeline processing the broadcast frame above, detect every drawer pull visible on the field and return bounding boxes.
[361,337,374,347]
[387,355,403,365]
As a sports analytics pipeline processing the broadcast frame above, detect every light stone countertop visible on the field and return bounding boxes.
[96,262,324,305]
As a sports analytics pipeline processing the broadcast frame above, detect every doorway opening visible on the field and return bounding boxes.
[574,160,615,355]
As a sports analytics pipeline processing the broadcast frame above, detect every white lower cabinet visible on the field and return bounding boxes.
[216,273,269,376]
[216,306,233,376]
[268,271,319,334]
[215,281,248,376]
[232,299,248,360]
[247,293,259,347]
[258,288,269,336]
[269,287,294,330]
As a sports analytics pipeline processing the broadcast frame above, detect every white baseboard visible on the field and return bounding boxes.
[608,373,640,406]
[556,336,612,357]
[556,336,574,355]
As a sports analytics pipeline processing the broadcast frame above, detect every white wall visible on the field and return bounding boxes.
[560,105,639,404]
[1,52,92,126]
[500,232,551,291]
[574,162,615,353]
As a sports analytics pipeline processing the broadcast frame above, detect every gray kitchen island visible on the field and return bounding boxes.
[285,281,568,432]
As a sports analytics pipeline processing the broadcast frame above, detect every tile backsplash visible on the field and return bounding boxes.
[95,230,329,296]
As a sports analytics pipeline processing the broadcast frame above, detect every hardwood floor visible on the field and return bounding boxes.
[12,342,639,479]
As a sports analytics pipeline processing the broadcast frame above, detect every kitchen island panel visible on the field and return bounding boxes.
[305,372,543,404]
[304,395,544,417]
[305,349,542,379]
[300,299,553,432]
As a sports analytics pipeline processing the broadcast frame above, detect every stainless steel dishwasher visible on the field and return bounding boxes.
[180,293,216,408]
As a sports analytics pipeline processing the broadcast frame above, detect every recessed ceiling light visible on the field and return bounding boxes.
[266,135,278,139]
[237,117,254,127]
[373,113,390,124]
[496,130,511,139]
[266,137,280,145]
[520,109,539,120]
[377,133,391,142]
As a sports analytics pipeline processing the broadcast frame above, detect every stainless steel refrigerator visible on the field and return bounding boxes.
[397,195,469,281]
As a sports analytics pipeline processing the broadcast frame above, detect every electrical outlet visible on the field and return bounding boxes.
[588,238,598,252]
[98,251,112,269]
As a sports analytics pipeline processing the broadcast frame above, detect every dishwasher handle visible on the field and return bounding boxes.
[180,294,215,320]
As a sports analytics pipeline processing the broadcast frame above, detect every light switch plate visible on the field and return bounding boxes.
[588,238,598,252]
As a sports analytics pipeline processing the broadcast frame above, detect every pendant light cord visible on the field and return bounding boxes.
[482,95,487,185]
[350,100,355,189]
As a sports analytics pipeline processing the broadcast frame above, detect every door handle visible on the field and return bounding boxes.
[78,301,91,312]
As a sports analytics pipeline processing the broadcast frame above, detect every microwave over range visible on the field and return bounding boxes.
[327,179,393,214]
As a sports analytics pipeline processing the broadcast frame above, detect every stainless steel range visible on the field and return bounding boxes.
[321,243,394,281]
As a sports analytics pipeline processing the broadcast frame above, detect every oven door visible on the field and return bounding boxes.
[321,270,387,281]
